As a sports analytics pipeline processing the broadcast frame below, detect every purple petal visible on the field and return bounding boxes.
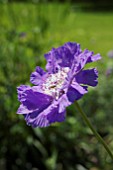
[67,82,88,102]
[75,68,98,87]
[44,42,81,72]
[44,49,60,73]
[30,66,46,85]
[24,103,66,127]
[74,50,101,73]
[20,89,53,111]
[17,104,33,114]
[64,42,81,56]
[58,94,72,113]
[87,53,101,63]
[17,85,30,102]
[74,50,94,72]
[47,108,66,124]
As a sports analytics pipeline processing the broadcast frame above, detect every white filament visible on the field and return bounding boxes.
[42,67,69,99]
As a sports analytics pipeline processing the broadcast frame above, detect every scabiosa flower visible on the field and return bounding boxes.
[17,42,101,127]
[107,50,113,58]
[105,67,113,77]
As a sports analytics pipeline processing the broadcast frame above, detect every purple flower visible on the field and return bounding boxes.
[107,50,113,58]
[17,42,101,127]
[105,67,113,77]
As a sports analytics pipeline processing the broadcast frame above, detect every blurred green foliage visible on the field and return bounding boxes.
[0,3,113,170]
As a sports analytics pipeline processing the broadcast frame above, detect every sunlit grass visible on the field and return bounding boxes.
[0,3,113,72]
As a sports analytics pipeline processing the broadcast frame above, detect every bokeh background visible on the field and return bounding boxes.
[0,0,113,170]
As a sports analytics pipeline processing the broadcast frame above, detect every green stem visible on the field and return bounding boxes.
[74,101,113,160]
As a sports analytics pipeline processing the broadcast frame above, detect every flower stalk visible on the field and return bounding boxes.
[75,101,113,160]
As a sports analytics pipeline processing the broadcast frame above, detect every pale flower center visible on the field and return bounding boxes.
[42,67,69,99]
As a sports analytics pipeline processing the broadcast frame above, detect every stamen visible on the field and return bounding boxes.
[42,67,69,99]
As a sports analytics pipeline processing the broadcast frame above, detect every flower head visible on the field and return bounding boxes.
[107,50,113,58]
[17,42,101,127]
